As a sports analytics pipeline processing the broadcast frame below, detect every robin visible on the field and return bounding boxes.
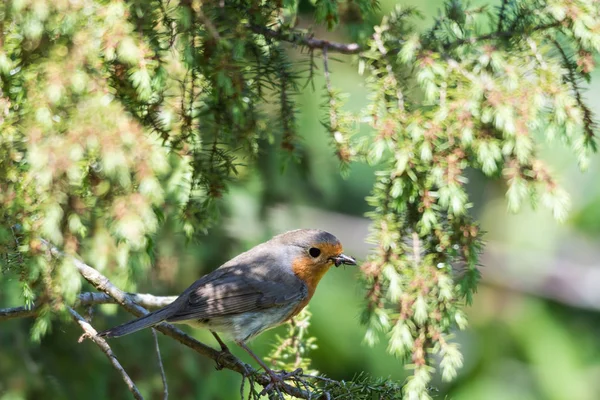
[98,229,356,389]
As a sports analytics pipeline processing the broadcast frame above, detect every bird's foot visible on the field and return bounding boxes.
[212,331,232,370]
[259,368,304,396]
[273,367,303,379]
[214,348,233,371]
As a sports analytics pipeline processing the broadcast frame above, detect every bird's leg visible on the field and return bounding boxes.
[236,341,303,396]
[211,331,231,370]
[211,331,230,352]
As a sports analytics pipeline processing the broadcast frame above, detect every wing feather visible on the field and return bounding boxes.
[166,266,305,323]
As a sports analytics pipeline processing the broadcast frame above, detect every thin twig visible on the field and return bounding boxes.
[551,38,596,144]
[322,46,332,92]
[152,329,169,400]
[68,307,144,400]
[322,45,354,162]
[77,292,177,308]
[197,6,221,40]
[250,25,361,55]
[0,292,176,321]
[0,304,40,320]
[269,337,294,367]
[304,374,340,385]
[322,46,337,133]
[496,0,509,33]
[179,0,220,41]
[158,0,177,47]
[303,48,317,90]
[10,225,24,264]
[239,371,246,400]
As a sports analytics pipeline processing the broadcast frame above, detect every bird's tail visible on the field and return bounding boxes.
[97,307,173,338]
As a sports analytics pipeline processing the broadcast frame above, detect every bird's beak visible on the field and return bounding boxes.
[332,253,356,267]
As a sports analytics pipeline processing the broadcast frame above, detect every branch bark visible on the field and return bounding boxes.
[0,292,176,321]
[77,292,177,308]
[68,307,144,400]
[0,303,41,320]
[250,25,361,54]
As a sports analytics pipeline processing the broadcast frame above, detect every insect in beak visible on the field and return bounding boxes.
[332,253,357,267]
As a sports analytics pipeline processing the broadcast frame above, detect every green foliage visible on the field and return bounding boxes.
[355,1,599,397]
[266,308,318,376]
[1,0,599,399]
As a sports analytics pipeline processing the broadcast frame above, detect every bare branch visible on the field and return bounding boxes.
[68,307,144,400]
[0,304,40,320]
[0,292,175,322]
[77,292,177,308]
[152,329,169,400]
[250,25,361,55]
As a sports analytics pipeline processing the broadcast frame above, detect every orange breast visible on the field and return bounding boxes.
[287,246,340,319]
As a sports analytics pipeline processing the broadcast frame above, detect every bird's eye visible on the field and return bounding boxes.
[309,247,321,258]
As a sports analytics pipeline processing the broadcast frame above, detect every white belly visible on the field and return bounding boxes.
[174,302,298,342]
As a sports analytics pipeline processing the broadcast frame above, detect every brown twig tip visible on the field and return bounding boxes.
[69,307,144,400]
[78,332,92,343]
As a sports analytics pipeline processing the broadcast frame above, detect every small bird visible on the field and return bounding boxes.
[98,229,356,387]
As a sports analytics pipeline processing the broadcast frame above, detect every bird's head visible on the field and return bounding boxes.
[274,229,356,291]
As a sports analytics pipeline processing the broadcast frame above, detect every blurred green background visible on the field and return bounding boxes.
[2,0,600,399]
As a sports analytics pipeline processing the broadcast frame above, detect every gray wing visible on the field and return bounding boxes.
[166,265,306,323]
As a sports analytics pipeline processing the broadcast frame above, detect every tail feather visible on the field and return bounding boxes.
[98,307,173,338]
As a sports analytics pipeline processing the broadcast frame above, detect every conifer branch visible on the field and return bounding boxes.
[321,46,353,163]
[443,21,562,50]
[322,46,338,152]
[551,38,597,148]
[251,20,563,56]
[3,1,600,398]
